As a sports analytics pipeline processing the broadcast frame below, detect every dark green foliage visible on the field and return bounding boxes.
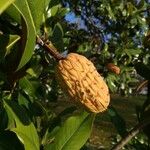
[0,0,150,149]
[108,106,127,137]
[135,62,150,80]
[0,131,24,150]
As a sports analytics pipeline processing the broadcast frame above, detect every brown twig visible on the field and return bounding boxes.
[36,36,65,61]
[136,80,148,94]
[111,119,150,150]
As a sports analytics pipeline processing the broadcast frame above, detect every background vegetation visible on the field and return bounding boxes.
[0,0,150,150]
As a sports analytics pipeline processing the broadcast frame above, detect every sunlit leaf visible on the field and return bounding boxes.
[5,4,21,23]
[26,0,45,32]
[0,0,15,14]
[12,0,36,70]
[44,111,95,150]
[50,4,60,16]
[26,68,37,77]
[4,100,40,150]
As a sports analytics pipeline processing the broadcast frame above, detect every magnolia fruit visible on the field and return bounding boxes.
[55,53,110,113]
[106,63,120,75]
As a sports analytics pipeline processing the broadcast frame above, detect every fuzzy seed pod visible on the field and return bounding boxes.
[55,53,110,113]
[106,63,120,75]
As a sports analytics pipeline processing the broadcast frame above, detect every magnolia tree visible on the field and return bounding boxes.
[0,0,150,150]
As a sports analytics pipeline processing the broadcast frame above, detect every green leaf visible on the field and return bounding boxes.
[106,4,116,20]
[0,34,20,60]
[4,100,30,125]
[18,93,30,108]
[12,0,36,70]
[45,111,95,150]
[6,35,20,52]
[4,100,40,150]
[127,2,136,15]
[51,22,64,51]
[26,68,37,77]
[53,23,63,38]
[137,0,145,9]
[50,4,60,16]
[12,125,39,150]
[59,8,69,17]
[42,126,60,146]
[108,107,127,137]
[106,74,118,92]
[5,4,21,23]
[19,77,36,100]
[26,0,45,32]
[49,0,60,8]
[0,0,15,14]
[125,48,141,55]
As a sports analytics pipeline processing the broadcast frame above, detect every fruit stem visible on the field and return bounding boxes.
[36,36,65,61]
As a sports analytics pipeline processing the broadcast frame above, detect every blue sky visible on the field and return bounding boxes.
[65,12,86,29]
[65,12,76,23]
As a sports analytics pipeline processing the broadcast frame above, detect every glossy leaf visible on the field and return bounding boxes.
[12,0,36,70]
[44,111,95,150]
[0,0,15,14]
[4,100,40,150]
[26,0,45,32]
[5,4,21,23]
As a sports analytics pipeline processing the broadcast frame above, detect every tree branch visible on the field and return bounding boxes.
[111,119,150,150]
[36,36,65,61]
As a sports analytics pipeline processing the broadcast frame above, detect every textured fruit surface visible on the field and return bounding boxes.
[55,53,110,113]
[106,63,120,75]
